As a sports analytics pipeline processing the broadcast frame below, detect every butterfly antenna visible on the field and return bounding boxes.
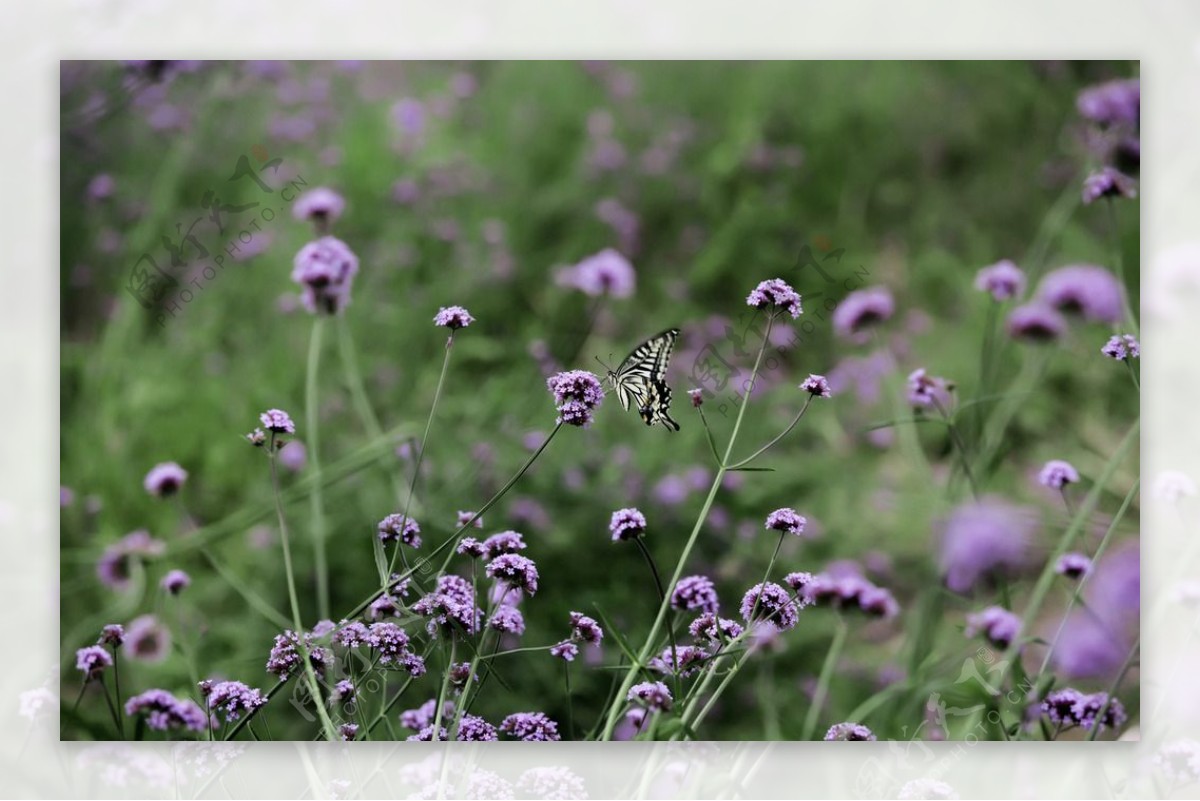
[594,354,610,372]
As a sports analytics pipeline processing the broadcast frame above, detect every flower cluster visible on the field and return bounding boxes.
[1081,167,1136,205]
[1041,688,1127,732]
[259,409,295,434]
[126,689,208,732]
[546,370,605,427]
[143,461,187,497]
[365,622,426,675]
[486,554,540,596]
[412,576,483,636]
[609,507,647,541]
[800,573,899,619]
[628,681,673,713]
[833,286,894,339]
[200,680,266,724]
[799,374,832,398]
[499,711,561,741]
[671,575,720,614]
[377,513,421,548]
[649,645,708,677]
[555,248,636,298]
[1038,460,1080,490]
[746,278,803,319]
[1056,552,1092,580]
[265,630,333,682]
[975,260,1026,301]
[1102,334,1140,360]
[96,530,166,591]
[739,582,801,630]
[964,606,1022,649]
[687,612,743,644]
[907,368,953,409]
[291,236,360,315]
[75,645,113,681]
[292,187,346,226]
[482,530,526,559]
[434,305,475,330]
[488,604,526,635]
[764,507,807,537]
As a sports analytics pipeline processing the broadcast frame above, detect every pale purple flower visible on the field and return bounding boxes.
[246,428,266,446]
[550,640,578,661]
[278,440,306,472]
[99,624,125,647]
[161,569,190,595]
[746,278,803,319]
[433,305,474,330]
[456,537,487,559]
[1042,688,1126,732]
[1036,265,1124,324]
[266,630,332,681]
[937,498,1037,593]
[339,723,358,741]
[975,260,1026,301]
[740,582,800,630]
[291,236,360,315]
[486,554,539,595]
[1082,168,1137,204]
[126,689,208,732]
[824,722,876,741]
[964,606,1022,649]
[1056,552,1093,580]
[688,388,704,407]
[547,370,605,427]
[671,575,720,614]
[649,645,708,677]
[457,714,499,741]
[457,510,483,529]
[482,530,526,560]
[76,646,113,680]
[392,97,426,136]
[653,474,690,506]
[688,612,743,644]
[332,679,355,703]
[1077,78,1140,125]
[201,680,266,724]
[907,368,953,409]
[833,287,894,339]
[1102,334,1140,360]
[377,514,421,548]
[334,620,370,649]
[87,173,116,201]
[765,507,807,537]
[488,605,526,635]
[1038,460,1080,490]
[499,711,561,741]
[799,374,832,398]
[367,593,402,620]
[292,187,345,225]
[400,698,454,730]
[96,530,166,591]
[1006,303,1068,343]
[556,248,636,298]
[802,573,897,618]
[259,409,295,434]
[569,612,604,644]
[144,462,187,496]
[407,724,449,742]
[628,681,673,712]
[366,622,425,674]
[609,507,647,541]
[124,614,171,663]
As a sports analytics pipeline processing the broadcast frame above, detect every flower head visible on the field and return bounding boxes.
[907,368,953,409]
[975,260,1026,301]
[1077,78,1140,125]
[246,428,266,446]
[332,679,355,703]
[291,236,360,315]
[377,513,421,548]
[76,646,113,681]
[126,689,208,732]
[499,711,561,741]
[739,582,800,630]
[1082,167,1137,205]
[549,640,578,661]
[609,507,647,542]
[1006,303,1068,343]
[1102,334,1140,360]
[486,554,539,596]
[802,573,897,618]
[628,681,673,712]
[202,680,266,723]
[1038,460,1080,490]
[964,606,1022,649]
[937,497,1037,593]
[457,714,499,741]
[367,593,403,620]
[99,624,125,647]
[649,645,708,677]
[96,530,166,591]
[143,462,187,496]
[546,370,605,427]
[799,374,832,398]
[292,187,346,225]
[671,575,720,614]
[124,614,171,663]
[687,612,743,644]
[456,537,487,559]
[1041,688,1126,732]
[1056,552,1093,580]
[746,278,803,319]
[433,305,475,330]
[334,620,370,648]
[688,388,704,407]
[765,507,808,537]
[824,722,877,741]
[482,530,526,559]
[366,622,425,674]
[488,605,526,635]
[833,286,894,340]
[266,630,332,681]
[259,409,295,434]
[400,698,454,730]
[457,510,483,529]
[569,612,604,644]
[407,725,449,741]
[556,248,636,298]
[161,569,191,595]
[338,723,358,741]
[1036,264,1124,324]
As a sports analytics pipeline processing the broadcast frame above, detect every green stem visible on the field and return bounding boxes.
[221,681,287,741]
[305,318,330,620]
[727,395,814,470]
[100,675,124,739]
[1086,638,1139,741]
[633,536,681,699]
[932,397,979,500]
[801,616,848,740]
[432,640,456,741]
[337,316,406,503]
[110,647,125,738]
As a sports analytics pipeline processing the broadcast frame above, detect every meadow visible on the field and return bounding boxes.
[59,60,1140,745]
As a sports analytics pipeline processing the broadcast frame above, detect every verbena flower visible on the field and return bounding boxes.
[1006,303,1067,343]
[765,507,807,537]
[1041,688,1126,732]
[246,428,266,446]
[824,722,876,741]
[907,368,953,409]
[784,571,815,594]
[367,593,403,620]
[456,537,487,559]
[143,462,187,496]
[688,388,704,407]
[338,723,358,741]
[377,513,421,548]
[964,606,1022,649]
[1038,460,1080,490]
[400,698,454,731]
[365,622,423,674]
[937,497,1036,593]
[99,624,125,647]
[1081,167,1137,204]
[1102,334,1140,360]
[609,507,647,542]
[433,305,475,330]
[124,614,172,663]
[555,248,636,298]
[1056,552,1093,580]
[549,640,578,661]
[687,612,743,644]
[259,409,295,434]
[486,554,539,595]
[76,646,113,681]
[407,725,450,741]
[457,714,499,741]
[96,530,166,591]
[1035,265,1124,324]
[412,587,482,638]
[266,630,332,681]
[546,370,605,427]
[802,573,897,618]
[833,286,894,340]
[291,236,360,315]
[161,569,190,595]
[482,530,526,559]
[649,645,708,677]
[746,278,803,319]
[975,260,1026,301]
[799,374,832,398]
[569,612,604,644]
[457,510,483,529]
[499,711,561,741]
[1054,542,1139,681]
[739,582,800,630]
[126,689,208,732]
[334,620,370,649]
[488,605,526,635]
[671,575,720,614]
[1077,78,1140,125]
[292,187,346,225]
[628,681,673,712]
[332,679,355,703]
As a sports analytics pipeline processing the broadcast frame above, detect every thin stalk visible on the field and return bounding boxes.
[1086,639,1139,742]
[337,316,405,502]
[432,640,456,742]
[697,405,722,467]
[727,394,814,470]
[633,536,681,699]
[746,531,787,623]
[932,397,980,499]
[801,616,848,740]
[110,647,125,738]
[100,676,124,738]
[220,681,287,741]
[564,663,575,741]
[305,318,330,620]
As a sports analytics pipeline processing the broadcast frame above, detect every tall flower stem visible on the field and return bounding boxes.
[432,640,456,742]
[109,647,124,738]
[801,616,848,740]
[336,317,405,502]
[600,313,776,740]
[726,395,814,470]
[1086,638,1139,742]
[932,397,980,499]
[305,318,330,620]
[267,438,338,740]
[633,536,680,698]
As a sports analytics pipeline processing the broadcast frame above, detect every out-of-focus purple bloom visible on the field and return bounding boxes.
[936,497,1037,593]
[1056,552,1093,580]
[547,370,605,427]
[1006,303,1068,343]
[1036,265,1124,324]
[486,554,539,596]
[833,287,894,340]
[60,486,74,507]
[765,507,808,537]
[569,612,604,644]
[259,409,295,434]
[457,510,483,529]
[1051,608,1127,680]
[746,278,803,319]
[688,388,704,407]
[550,640,578,661]
[392,98,426,137]
[87,173,116,201]
[143,462,187,496]
[499,711,561,741]
[800,374,832,398]
[671,575,720,614]
[628,681,673,712]
[1102,334,1140,360]
[975,260,1026,301]
[126,689,208,732]
[964,606,1022,649]
[907,368,954,409]
[1077,79,1140,126]
[367,593,402,621]
[97,530,166,591]
[1041,688,1126,732]
[99,624,125,647]
[824,722,877,741]
[739,582,800,630]
[482,530,526,560]
[246,428,266,446]
[278,440,307,472]
[456,537,487,559]
[339,723,358,741]
[649,645,708,677]
[433,305,475,330]
[391,178,420,205]
[291,236,360,315]
[76,646,113,680]
[124,614,171,663]
[1082,168,1137,204]
[332,679,355,703]
[688,612,743,644]
[266,630,332,681]
[407,724,449,741]
[458,714,499,741]
[161,569,190,595]
[292,187,345,226]
[556,249,636,298]
[653,474,690,506]
[400,698,454,731]
[1038,460,1080,490]
[609,507,647,542]
[802,573,898,619]
[488,605,526,635]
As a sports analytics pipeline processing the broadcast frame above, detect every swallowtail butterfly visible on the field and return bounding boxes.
[600,328,681,431]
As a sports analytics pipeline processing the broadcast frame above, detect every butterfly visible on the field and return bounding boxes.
[599,328,681,431]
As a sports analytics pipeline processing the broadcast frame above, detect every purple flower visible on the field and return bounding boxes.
[412,587,482,638]
[1006,303,1067,343]
[377,513,421,548]
[546,370,605,427]
[746,278,803,319]
[488,605,526,635]
[569,612,603,644]
[609,507,647,541]
[292,187,346,225]
[1077,78,1139,125]
[937,497,1037,593]
[907,368,953,409]
[964,606,1022,649]
[824,722,876,741]
[99,624,125,647]
[259,409,295,434]
[550,640,579,661]
[143,462,187,497]
[499,711,561,741]
[671,575,720,614]
[739,582,800,630]
[688,612,743,644]
[332,679,355,702]
[161,569,191,595]
[688,388,704,407]
[96,530,166,591]
[802,573,898,618]
[433,305,475,330]
[201,681,265,724]
[334,620,370,648]
[266,630,332,681]
[1082,168,1137,205]
[339,723,358,741]
[456,537,487,559]
[400,698,454,730]
[278,440,306,472]
[784,571,815,594]
[765,507,807,537]
[457,510,483,529]
[1041,688,1126,732]
[457,714,499,741]
[1036,265,1124,324]
[76,646,113,680]
[291,236,360,315]
[628,681,673,712]
[1102,334,1140,360]
[408,724,449,741]
[649,645,708,677]
[833,286,894,340]
[1056,552,1093,580]
[246,428,266,446]
[366,622,425,674]
[1038,460,1080,490]
[87,173,116,201]
[367,593,402,620]
[975,260,1026,301]
[555,248,636,298]
[799,374,832,398]
[486,554,539,596]
[482,530,526,559]
[124,614,171,663]
[126,689,208,732]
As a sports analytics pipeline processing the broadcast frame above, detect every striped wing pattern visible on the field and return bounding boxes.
[609,328,681,431]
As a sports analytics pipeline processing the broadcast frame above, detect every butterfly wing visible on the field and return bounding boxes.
[638,378,681,431]
[613,328,681,431]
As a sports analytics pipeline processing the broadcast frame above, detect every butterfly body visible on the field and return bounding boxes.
[604,328,681,431]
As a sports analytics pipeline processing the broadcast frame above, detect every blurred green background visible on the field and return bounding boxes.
[60,60,1139,741]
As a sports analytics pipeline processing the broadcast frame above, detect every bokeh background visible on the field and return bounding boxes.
[59,60,1139,742]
